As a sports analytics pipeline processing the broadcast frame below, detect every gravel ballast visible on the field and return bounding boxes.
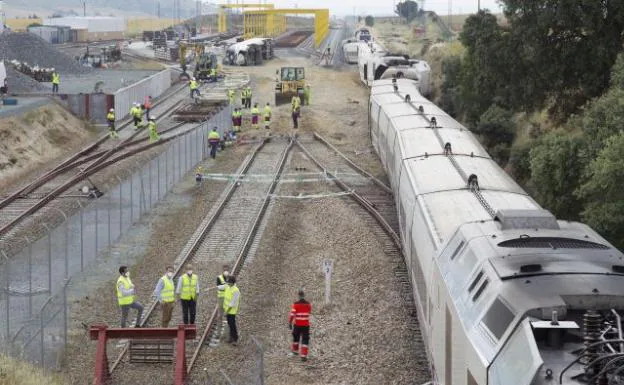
[0,32,91,74]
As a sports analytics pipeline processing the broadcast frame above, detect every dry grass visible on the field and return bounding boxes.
[0,355,66,385]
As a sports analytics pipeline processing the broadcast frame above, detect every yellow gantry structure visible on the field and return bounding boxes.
[243,9,330,47]
[218,3,275,33]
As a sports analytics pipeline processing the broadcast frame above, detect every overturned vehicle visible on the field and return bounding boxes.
[223,38,274,66]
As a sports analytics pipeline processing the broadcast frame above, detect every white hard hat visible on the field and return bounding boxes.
[192,77,196,80]
[109,108,114,112]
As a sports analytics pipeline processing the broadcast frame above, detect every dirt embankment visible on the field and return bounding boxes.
[0,103,98,192]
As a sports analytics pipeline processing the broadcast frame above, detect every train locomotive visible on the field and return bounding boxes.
[369,77,624,385]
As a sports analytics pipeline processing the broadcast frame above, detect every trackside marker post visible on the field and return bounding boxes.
[323,259,333,305]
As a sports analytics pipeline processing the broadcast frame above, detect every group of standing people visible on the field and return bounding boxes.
[116,264,242,345]
[115,263,311,358]
[105,96,155,141]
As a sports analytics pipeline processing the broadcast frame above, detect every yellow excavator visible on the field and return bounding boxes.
[178,42,205,80]
[275,67,305,106]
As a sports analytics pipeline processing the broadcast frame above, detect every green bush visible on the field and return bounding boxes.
[475,104,515,149]
[578,132,624,249]
[529,132,587,220]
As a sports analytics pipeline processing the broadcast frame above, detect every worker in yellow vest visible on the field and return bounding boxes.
[147,118,160,143]
[51,71,60,94]
[216,265,230,334]
[190,77,200,99]
[107,108,119,138]
[291,94,301,110]
[116,265,144,328]
[263,103,272,129]
[176,264,199,324]
[251,103,260,129]
[152,265,175,327]
[245,86,252,108]
[208,127,221,159]
[240,88,247,109]
[131,102,143,130]
[227,89,235,105]
[223,275,241,345]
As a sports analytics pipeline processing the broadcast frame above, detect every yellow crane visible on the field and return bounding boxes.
[218,3,276,33]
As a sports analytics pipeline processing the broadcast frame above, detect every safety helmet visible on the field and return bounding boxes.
[192,77,196,81]
[109,108,114,112]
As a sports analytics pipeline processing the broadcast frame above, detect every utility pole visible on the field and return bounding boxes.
[478,0,481,12]
[83,1,86,17]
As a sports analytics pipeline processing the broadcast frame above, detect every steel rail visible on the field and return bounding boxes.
[0,103,190,238]
[186,139,293,374]
[0,82,187,210]
[295,139,402,250]
[312,132,392,194]
[108,138,271,373]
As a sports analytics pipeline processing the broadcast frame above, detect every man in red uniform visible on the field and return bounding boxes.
[288,290,311,361]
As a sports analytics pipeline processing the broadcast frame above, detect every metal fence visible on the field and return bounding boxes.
[114,68,173,121]
[0,105,232,370]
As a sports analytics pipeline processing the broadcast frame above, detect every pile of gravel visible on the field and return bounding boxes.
[5,66,48,93]
[0,32,91,74]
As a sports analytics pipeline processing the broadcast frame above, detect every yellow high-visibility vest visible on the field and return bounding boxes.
[180,274,198,300]
[217,275,226,298]
[251,107,259,116]
[116,276,134,306]
[52,73,60,84]
[264,106,272,119]
[160,275,175,303]
[223,285,240,315]
[208,130,220,140]
[190,80,198,90]
[107,112,115,122]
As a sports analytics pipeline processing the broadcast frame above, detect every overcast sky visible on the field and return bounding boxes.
[255,0,503,17]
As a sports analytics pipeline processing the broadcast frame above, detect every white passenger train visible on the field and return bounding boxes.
[370,78,624,385]
[359,53,430,95]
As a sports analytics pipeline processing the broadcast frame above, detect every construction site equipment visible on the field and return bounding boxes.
[218,3,276,33]
[90,324,196,385]
[275,67,305,106]
[244,8,329,48]
[194,51,218,80]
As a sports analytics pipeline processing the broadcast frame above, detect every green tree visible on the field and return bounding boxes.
[501,0,624,119]
[581,88,624,159]
[507,140,534,183]
[458,11,513,124]
[610,52,624,89]
[578,132,624,249]
[439,55,462,118]
[395,1,419,22]
[529,132,587,220]
[475,104,515,148]
[365,15,375,27]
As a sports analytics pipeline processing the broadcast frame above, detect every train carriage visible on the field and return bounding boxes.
[369,78,624,385]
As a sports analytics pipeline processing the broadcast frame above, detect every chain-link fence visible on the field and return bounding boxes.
[0,104,232,370]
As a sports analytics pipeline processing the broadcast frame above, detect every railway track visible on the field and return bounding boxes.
[294,133,430,373]
[0,80,219,245]
[107,137,293,384]
[295,132,399,243]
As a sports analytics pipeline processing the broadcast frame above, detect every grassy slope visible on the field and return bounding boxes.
[0,355,65,385]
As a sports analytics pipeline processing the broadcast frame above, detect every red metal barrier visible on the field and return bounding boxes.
[89,324,197,385]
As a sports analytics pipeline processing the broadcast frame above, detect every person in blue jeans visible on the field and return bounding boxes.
[208,127,221,159]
